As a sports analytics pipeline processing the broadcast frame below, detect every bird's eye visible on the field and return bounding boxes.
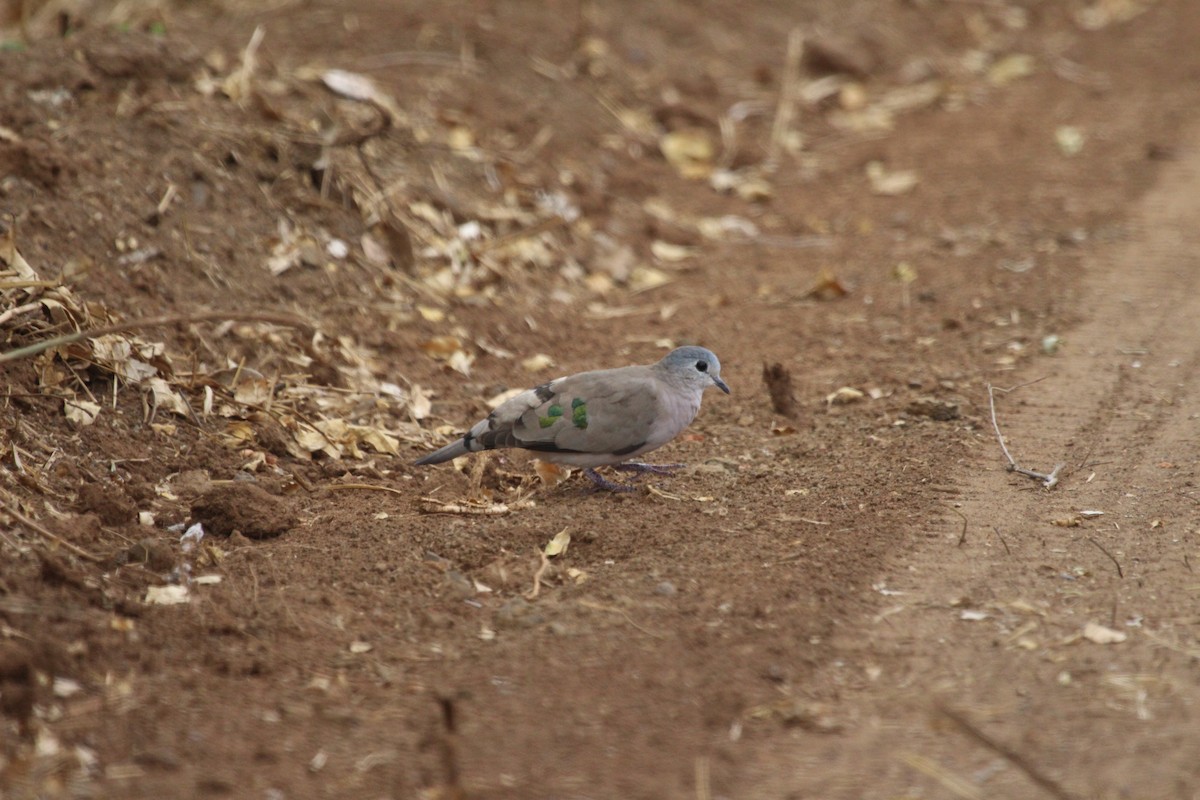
[695,361,708,372]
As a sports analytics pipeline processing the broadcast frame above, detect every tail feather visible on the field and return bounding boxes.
[414,438,471,466]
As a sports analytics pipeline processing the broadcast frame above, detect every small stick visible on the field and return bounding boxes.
[938,705,1079,800]
[951,507,968,547]
[323,483,407,496]
[525,551,550,600]
[0,499,103,563]
[987,381,1063,489]
[1087,537,1124,578]
[435,695,466,800]
[991,526,1011,556]
[0,311,315,365]
[578,599,664,639]
[0,302,42,327]
[767,28,804,166]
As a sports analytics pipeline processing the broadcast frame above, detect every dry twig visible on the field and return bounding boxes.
[767,28,804,166]
[1087,537,1124,578]
[0,498,103,563]
[987,380,1064,489]
[0,311,315,365]
[937,705,1080,800]
[524,550,550,600]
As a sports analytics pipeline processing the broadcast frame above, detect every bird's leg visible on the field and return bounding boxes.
[612,462,684,476]
[583,468,637,493]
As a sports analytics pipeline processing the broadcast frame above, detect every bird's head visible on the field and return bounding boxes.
[660,346,731,394]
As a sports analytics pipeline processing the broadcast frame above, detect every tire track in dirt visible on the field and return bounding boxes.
[740,129,1200,798]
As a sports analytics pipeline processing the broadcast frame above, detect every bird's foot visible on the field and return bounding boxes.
[583,468,637,493]
[612,462,685,476]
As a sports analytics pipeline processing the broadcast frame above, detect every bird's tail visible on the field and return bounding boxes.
[413,438,471,466]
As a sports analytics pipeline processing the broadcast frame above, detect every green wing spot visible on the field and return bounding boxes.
[571,398,585,409]
[572,401,588,429]
[539,404,564,428]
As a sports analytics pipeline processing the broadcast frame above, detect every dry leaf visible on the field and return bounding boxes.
[420,336,474,375]
[544,528,571,557]
[145,585,189,605]
[65,398,101,427]
[1056,126,1085,156]
[710,169,773,201]
[233,376,273,406]
[1075,0,1150,31]
[446,349,474,376]
[825,387,864,406]
[660,129,716,179]
[535,460,571,487]
[408,384,433,420]
[893,262,917,284]
[650,240,695,263]
[987,53,1036,86]
[146,377,189,416]
[629,266,672,293]
[1082,622,1127,644]
[803,268,850,300]
[522,353,555,372]
[866,161,919,196]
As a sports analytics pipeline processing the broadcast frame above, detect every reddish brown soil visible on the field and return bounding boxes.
[2,1,1200,798]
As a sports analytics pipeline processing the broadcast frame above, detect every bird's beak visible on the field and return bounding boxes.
[713,376,731,394]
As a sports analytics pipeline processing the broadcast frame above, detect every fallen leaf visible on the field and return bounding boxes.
[544,528,571,557]
[145,585,189,605]
[534,460,571,487]
[893,262,917,284]
[1082,622,1127,644]
[803,268,850,300]
[522,353,555,372]
[1056,125,1085,156]
[825,387,864,406]
[420,335,465,358]
[866,161,919,195]
[987,53,1036,86]
[660,129,716,179]
[650,240,695,263]
[64,398,101,428]
[629,266,672,293]
[1075,0,1151,31]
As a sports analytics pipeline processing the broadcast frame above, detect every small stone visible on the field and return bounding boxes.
[654,581,677,597]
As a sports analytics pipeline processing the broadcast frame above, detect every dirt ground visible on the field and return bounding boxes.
[1,0,1199,797]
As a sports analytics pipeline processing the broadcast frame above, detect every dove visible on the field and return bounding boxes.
[414,346,730,490]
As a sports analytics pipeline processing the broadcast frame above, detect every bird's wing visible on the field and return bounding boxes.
[470,365,661,457]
